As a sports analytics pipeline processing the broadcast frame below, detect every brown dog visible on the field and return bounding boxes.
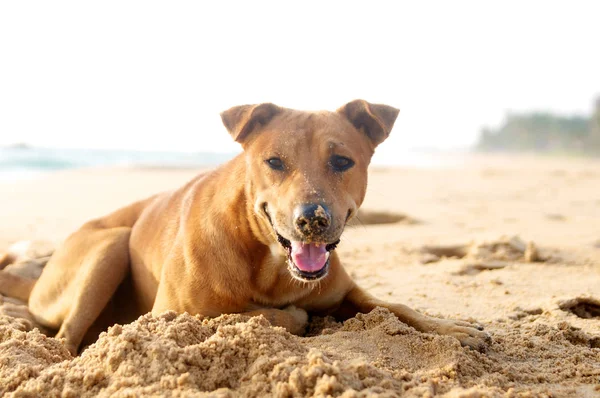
[0,100,490,354]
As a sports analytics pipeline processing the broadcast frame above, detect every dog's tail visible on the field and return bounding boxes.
[0,271,37,302]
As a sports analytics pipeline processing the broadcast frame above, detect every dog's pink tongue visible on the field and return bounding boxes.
[290,242,328,272]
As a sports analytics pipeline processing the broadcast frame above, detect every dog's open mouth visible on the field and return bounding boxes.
[277,233,339,281]
[263,203,338,281]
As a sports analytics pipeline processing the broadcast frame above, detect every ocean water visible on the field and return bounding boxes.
[0,146,465,182]
[0,147,238,182]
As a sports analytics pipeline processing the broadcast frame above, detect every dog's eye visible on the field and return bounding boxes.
[266,157,285,171]
[330,155,354,172]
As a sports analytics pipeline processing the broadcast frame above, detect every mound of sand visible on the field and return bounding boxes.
[1,306,599,397]
[420,236,545,266]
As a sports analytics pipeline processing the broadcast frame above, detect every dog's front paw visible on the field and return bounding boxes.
[430,318,492,352]
[282,305,308,335]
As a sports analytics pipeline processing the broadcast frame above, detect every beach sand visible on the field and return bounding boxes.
[1,154,599,397]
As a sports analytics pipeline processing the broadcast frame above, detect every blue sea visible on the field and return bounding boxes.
[0,147,238,182]
[0,146,465,182]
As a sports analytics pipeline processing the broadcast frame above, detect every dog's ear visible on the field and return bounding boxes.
[338,100,399,147]
[220,103,282,144]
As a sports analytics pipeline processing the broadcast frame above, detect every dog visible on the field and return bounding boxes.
[0,100,490,354]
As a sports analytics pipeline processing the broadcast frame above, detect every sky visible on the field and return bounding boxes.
[1,0,599,159]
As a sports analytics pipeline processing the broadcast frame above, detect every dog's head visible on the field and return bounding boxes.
[221,100,399,282]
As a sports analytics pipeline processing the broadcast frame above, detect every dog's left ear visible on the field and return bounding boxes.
[338,100,399,147]
[220,103,282,144]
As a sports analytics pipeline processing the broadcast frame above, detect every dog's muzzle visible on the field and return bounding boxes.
[263,203,339,281]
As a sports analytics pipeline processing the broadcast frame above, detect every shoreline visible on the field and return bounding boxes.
[2,150,600,183]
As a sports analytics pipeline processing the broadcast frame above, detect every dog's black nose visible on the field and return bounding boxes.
[294,203,331,236]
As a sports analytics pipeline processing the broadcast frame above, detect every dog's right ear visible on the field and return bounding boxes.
[220,103,282,144]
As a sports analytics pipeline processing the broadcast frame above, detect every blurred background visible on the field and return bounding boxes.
[0,0,599,180]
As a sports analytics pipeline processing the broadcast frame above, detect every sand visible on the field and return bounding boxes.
[1,153,599,397]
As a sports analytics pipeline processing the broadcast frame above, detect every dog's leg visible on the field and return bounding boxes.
[244,306,309,335]
[0,253,14,269]
[29,227,132,355]
[335,285,491,351]
[0,272,36,302]
[152,285,308,335]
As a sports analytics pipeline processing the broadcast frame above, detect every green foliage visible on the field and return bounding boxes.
[476,98,600,155]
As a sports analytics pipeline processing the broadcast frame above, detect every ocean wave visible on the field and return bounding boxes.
[0,147,237,173]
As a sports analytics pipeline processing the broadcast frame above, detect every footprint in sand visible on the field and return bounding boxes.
[507,306,543,320]
[348,209,419,227]
[420,236,547,267]
[545,213,567,222]
[453,261,508,276]
[558,297,600,319]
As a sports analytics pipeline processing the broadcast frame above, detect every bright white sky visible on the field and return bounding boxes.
[1,1,598,158]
